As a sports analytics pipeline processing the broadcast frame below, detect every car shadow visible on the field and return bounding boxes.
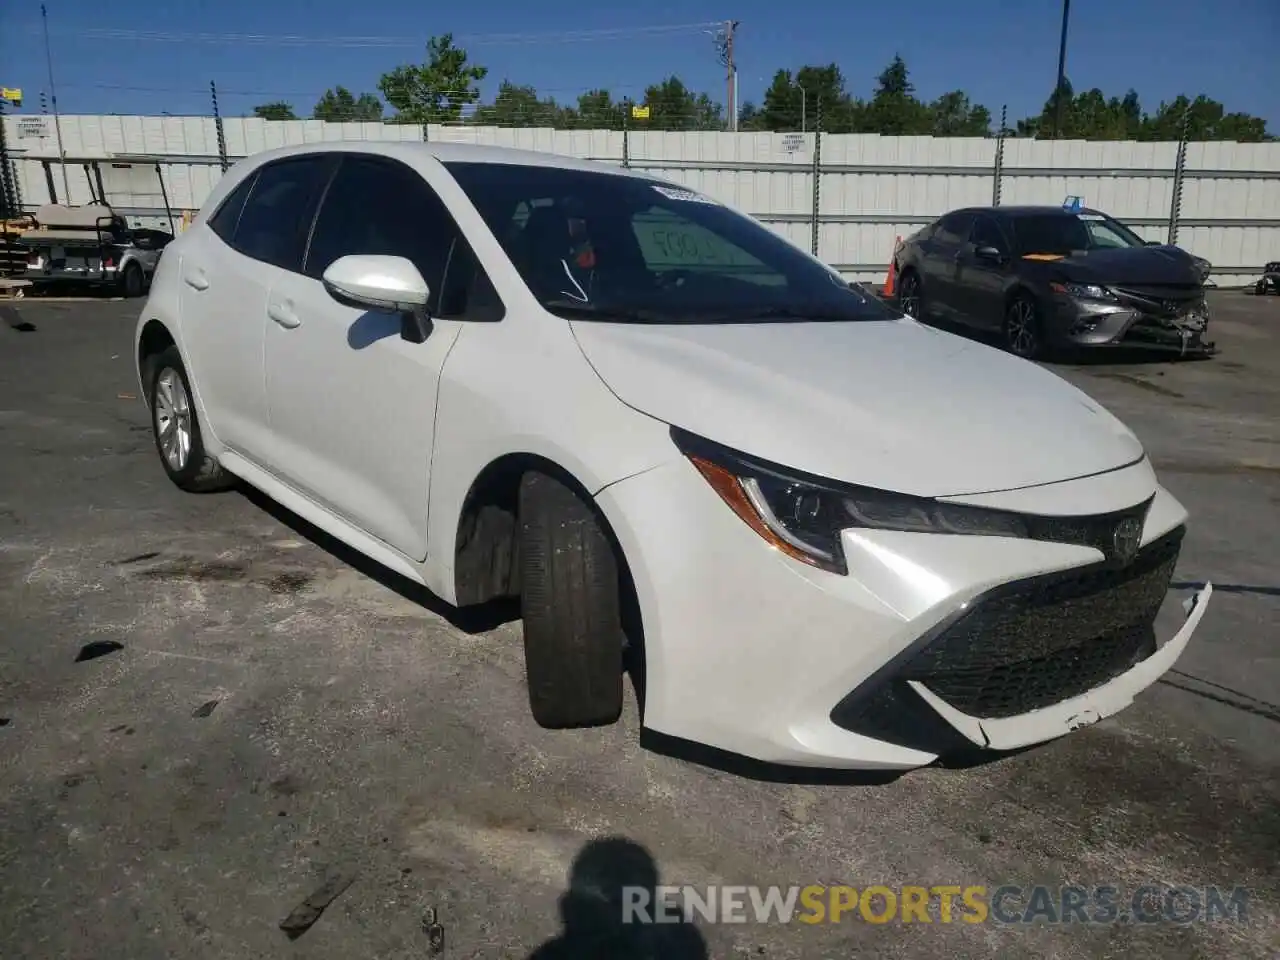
[346,310,401,350]
[235,482,519,634]
[527,836,708,959]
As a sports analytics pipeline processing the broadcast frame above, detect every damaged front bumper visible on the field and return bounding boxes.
[1057,293,1217,356]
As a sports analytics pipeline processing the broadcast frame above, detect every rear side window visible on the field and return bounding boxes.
[232,156,335,271]
[304,155,500,319]
[935,212,974,245]
[207,173,255,243]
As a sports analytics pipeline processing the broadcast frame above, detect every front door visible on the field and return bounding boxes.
[262,154,469,561]
[953,214,1013,330]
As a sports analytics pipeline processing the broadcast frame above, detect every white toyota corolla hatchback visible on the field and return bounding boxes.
[135,141,1212,771]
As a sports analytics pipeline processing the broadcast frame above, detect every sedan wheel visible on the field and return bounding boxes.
[1004,296,1043,359]
[898,272,922,319]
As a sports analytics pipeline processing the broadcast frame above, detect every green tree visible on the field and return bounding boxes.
[313,86,383,122]
[864,55,933,135]
[574,89,628,129]
[641,76,722,131]
[928,91,991,137]
[379,33,488,124]
[471,81,569,127]
[752,65,859,132]
[1015,84,1270,141]
[252,102,297,121]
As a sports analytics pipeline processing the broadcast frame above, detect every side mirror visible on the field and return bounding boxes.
[1145,240,1164,247]
[975,245,1005,263]
[322,254,432,342]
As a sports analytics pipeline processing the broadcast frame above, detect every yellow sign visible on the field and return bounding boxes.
[1,87,22,105]
[631,104,650,119]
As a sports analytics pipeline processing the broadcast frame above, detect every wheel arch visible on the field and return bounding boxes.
[451,451,640,617]
[137,318,176,398]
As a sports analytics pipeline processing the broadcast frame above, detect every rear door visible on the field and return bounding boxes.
[177,155,334,461]
[917,210,973,319]
[263,153,486,560]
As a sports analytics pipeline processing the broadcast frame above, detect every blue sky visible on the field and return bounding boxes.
[2,0,1277,129]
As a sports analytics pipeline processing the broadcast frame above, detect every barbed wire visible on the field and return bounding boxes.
[36,21,727,49]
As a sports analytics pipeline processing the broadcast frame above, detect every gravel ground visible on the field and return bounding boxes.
[0,291,1277,959]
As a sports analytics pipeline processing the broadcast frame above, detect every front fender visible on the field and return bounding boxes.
[421,316,676,603]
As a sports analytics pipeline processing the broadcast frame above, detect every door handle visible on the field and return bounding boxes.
[182,269,209,291]
[268,302,301,329]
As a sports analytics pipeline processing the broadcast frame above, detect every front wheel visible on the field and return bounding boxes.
[517,471,624,729]
[1004,294,1047,360]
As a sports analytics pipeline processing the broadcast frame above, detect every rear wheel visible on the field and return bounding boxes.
[517,471,624,729]
[120,262,145,299]
[897,269,923,319]
[147,345,234,493]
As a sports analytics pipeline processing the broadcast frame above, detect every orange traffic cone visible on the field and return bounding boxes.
[882,236,902,298]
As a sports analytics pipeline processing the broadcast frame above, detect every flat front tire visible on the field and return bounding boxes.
[517,471,624,729]
[147,345,234,493]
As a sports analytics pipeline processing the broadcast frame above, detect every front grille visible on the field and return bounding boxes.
[1023,498,1150,563]
[897,527,1182,719]
[1112,285,1203,311]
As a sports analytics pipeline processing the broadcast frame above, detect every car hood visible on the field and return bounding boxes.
[571,317,1145,497]
[1032,246,1202,286]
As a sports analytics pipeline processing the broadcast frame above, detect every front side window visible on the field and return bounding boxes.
[304,155,500,320]
[445,162,895,324]
[232,156,334,271]
[970,216,1008,253]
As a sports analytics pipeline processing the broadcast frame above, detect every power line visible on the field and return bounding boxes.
[58,80,655,100]
[37,22,726,49]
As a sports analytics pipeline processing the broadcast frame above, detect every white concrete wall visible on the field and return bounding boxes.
[6,114,1278,285]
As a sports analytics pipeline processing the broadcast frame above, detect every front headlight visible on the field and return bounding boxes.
[1051,281,1115,302]
[672,428,1031,575]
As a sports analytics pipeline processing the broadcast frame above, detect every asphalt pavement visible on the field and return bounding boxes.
[1,292,1277,959]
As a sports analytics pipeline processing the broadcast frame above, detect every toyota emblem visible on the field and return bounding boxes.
[1112,517,1142,565]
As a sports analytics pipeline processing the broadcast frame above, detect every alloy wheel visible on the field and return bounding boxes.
[153,368,193,471]
[898,275,920,318]
[1006,299,1038,357]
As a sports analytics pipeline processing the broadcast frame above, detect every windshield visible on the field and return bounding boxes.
[444,161,897,324]
[1011,212,1147,256]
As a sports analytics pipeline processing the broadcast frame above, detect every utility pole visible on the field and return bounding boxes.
[723,20,739,132]
[40,3,70,203]
[1052,0,1071,138]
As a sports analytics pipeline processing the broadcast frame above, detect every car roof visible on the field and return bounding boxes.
[231,139,654,180]
[948,205,1109,219]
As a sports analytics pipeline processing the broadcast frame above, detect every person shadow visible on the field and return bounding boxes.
[527,836,708,960]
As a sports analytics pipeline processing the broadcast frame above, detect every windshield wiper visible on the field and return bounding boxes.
[542,299,668,324]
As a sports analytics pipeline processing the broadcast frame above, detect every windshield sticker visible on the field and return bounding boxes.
[652,185,719,205]
[1022,253,1066,261]
[1076,213,1106,221]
